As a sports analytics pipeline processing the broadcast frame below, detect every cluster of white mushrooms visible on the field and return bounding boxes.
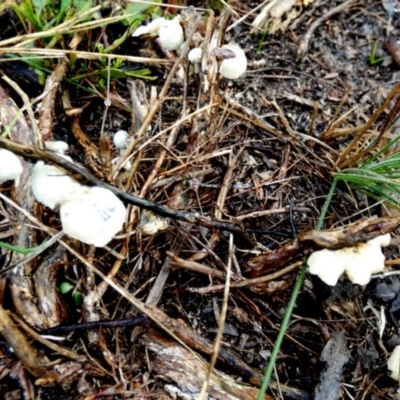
[132,15,247,79]
[0,144,126,247]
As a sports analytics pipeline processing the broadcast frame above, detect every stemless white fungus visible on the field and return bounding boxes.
[308,234,391,286]
[59,187,126,247]
[30,161,83,210]
[0,149,23,183]
[138,210,168,235]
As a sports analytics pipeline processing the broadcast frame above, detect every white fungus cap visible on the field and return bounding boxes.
[388,345,400,381]
[0,149,23,183]
[30,161,83,210]
[158,17,184,51]
[219,43,247,79]
[60,187,126,247]
[113,130,130,150]
[44,141,69,154]
[132,18,163,37]
[188,47,203,63]
[308,234,391,286]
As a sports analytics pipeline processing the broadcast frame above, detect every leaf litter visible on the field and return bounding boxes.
[1,1,400,399]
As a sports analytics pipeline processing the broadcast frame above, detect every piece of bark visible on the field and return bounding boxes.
[314,331,349,400]
[0,304,46,377]
[1,85,61,329]
[140,331,272,400]
[247,215,400,277]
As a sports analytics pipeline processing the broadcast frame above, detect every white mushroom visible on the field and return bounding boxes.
[113,130,130,150]
[60,187,126,247]
[308,234,391,286]
[158,17,184,51]
[0,149,23,183]
[388,345,400,381]
[307,249,346,286]
[132,18,163,37]
[44,141,69,154]
[30,161,83,210]
[188,47,203,63]
[219,43,247,80]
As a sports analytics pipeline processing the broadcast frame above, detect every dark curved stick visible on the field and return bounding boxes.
[0,137,244,234]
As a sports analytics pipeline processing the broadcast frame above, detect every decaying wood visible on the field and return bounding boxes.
[0,304,47,377]
[247,215,400,277]
[140,332,273,400]
[0,87,64,329]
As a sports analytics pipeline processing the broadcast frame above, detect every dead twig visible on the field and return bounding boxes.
[199,233,233,399]
[247,215,400,277]
[0,137,243,234]
[38,59,68,141]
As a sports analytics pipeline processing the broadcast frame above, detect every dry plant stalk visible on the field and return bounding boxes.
[335,82,400,169]
[247,215,400,277]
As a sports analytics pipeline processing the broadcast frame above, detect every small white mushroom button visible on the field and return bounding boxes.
[219,43,247,79]
[158,17,184,51]
[113,130,130,150]
[188,47,203,63]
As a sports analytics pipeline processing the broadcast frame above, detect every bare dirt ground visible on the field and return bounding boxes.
[2,0,400,399]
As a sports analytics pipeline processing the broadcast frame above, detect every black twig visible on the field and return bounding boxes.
[0,137,244,234]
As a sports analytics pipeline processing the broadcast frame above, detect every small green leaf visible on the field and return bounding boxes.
[74,291,83,307]
[122,1,160,26]
[60,281,74,294]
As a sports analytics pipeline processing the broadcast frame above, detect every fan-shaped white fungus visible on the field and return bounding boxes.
[0,149,23,183]
[158,17,184,51]
[59,187,126,247]
[30,161,83,210]
[113,130,130,150]
[308,233,390,286]
[388,345,400,381]
[219,43,247,79]
[188,47,203,63]
[44,141,69,154]
[138,210,168,235]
